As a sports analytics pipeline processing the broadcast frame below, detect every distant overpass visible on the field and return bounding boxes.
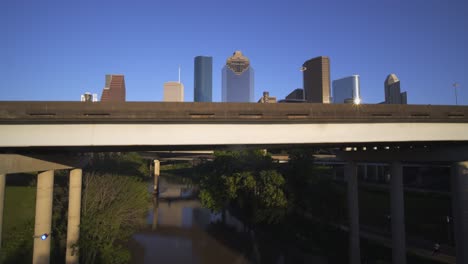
[1,102,468,151]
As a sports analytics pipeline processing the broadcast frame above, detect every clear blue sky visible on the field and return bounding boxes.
[1,0,467,105]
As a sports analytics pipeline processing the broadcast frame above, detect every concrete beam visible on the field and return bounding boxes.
[451,161,468,264]
[1,123,468,149]
[0,154,88,174]
[33,170,54,264]
[337,145,468,163]
[65,169,82,264]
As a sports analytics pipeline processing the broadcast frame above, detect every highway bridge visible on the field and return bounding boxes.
[0,101,467,264]
[0,102,468,151]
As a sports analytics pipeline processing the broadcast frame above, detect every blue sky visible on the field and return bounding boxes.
[1,0,467,105]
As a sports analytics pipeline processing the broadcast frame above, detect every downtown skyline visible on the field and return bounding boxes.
[1,0,467,105]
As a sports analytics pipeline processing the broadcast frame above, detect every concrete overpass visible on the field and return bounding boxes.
[0,101,468,264]
[1,102,468,150]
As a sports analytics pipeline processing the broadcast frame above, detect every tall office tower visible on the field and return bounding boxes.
[222,51,254,102]
[194,56,213,102]
[101,74,126,102]
[332,75,361,104]
[302,56,331,103]
[163,81,184,102]
[384,74,407,104]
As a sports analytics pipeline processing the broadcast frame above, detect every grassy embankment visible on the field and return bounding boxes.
[1,185,36,263]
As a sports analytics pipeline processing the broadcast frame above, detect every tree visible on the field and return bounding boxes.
[198,150,287,225]
[79,173,148,264]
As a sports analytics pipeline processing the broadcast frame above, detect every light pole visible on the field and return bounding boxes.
[453,82,459,105]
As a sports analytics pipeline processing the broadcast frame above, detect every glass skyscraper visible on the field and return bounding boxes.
[194,56,213,102]
[222,51,254,102]
[332,75,361,104]
[384,74,407,104]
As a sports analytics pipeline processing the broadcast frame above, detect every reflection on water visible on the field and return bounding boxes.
[130,179,327,264]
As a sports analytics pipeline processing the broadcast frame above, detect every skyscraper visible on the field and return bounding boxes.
[302,56,331,103]
[332,75,361,104]
[384,74,407,104]
[100,74,126,102]
[194,56,213,102]
[163,81,184,102]
[222,51,254,102]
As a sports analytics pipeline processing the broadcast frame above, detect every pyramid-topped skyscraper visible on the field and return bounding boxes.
[222,51,254,102]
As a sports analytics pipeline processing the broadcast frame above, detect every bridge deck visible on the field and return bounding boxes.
[1,102,468,151]
[0,102,467,124]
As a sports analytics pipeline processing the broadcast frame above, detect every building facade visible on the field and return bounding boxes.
[222,51,254,102]
[302,56,331,103]
[384,74,407,104]
[100,74,126,102]
[257,91,277,103]
[332,75,361,104]
[163,81,184,102]
[194,56,213,102]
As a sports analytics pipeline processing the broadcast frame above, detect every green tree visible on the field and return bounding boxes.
[79,173,148,264]
[198,150,287,225]
[283,148,345,222]
[89,152,149,179]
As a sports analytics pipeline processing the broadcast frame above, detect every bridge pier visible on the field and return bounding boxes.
[346,162,361,264]
[0,173,5,249]
[390,162,406,264]
[363,164,368,180]
[65,169,82,264]
[451,161,468,264]
[153,160,160,196]
[33,170,54,264]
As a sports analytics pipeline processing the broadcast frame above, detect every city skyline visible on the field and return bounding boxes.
[1,0,467,105]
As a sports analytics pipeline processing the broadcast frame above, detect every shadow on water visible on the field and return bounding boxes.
[128,179,328,264]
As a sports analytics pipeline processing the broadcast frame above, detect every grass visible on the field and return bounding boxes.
[3,186,36,233]
[1,186,36,263]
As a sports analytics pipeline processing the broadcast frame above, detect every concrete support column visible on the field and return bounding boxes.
[153,160,160,196]
[0,174,5,249]
[346,162,361,264]
[152,197,159,230]
[390,162,406,264]
[377,165,382,182]
[65,169,82,264]
[33,170,54,264]
[373,165,379,182]
[451,161,468,264]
